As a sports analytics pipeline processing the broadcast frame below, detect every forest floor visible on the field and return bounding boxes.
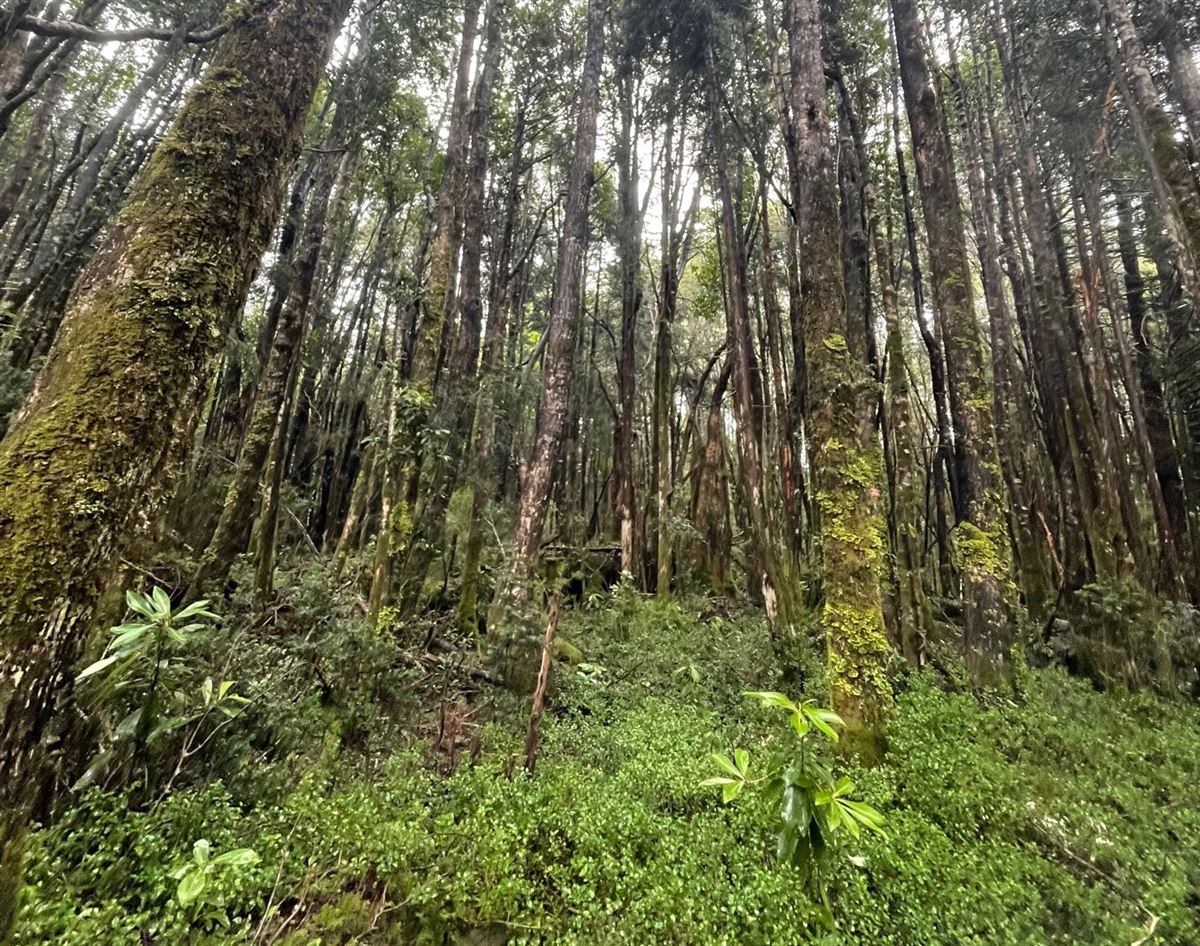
[13,564,1200,945]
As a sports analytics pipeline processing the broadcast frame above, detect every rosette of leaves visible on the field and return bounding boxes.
[702,691,886,922]
[172,838,260,933]
[74,587,247,789]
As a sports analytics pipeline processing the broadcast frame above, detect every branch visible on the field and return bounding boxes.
[15,14,231,45]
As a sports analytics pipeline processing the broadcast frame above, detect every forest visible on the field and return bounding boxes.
[0,0,1199,942]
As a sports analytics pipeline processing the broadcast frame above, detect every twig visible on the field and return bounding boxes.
[523,594,561,774]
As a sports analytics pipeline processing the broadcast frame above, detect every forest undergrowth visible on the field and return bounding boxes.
[14,561,1199,946]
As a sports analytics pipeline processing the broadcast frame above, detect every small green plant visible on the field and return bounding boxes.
[171,838,259,932]
[74,587,235,789]
[77,587,219,687]
[702,691,886,921]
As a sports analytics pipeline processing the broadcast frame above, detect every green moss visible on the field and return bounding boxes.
[822,334,849,354]
[955,522,1007,583]
[278,893,372,945]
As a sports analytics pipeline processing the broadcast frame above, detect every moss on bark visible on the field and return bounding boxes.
[0,0,349,937]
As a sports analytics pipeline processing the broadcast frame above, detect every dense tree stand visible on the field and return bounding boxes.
[0,0,1199,938]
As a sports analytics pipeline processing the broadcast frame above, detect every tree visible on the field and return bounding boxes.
[891,0,1016,677]
[488,0,610,688]
[789,0,891,745]
[0,0,349,934]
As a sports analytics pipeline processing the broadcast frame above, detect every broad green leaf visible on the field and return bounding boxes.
[777,824,800,864]
[744,691,798,712]
[211,848,258,868]
[825,800,844,832]
[109,621,152,637]
[733,748,750,776]
[150,586,172,616]
[722,781,743,803]
[839,802,861,838]
[789,711,810,738]
[843,799,887,835]
[711,753,742,779]
[176,870,205,907]
[110,626,150,653]
[174,599,217,620]
[71,749,114,792]
[149,716,189,743]
[126,590,154,617]
[115,708,143,740]
[699,776,738,788]
[780,783,810,830]
[201,677,214,705]
[192,839,211,865]
[803,705,842,742]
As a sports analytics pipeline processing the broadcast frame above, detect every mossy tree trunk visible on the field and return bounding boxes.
[396,0,505,616]
[457,100,528,635]
[0,0,348,936]
[369,0,480,619]
[790,0,892,744]
[690,366,732,595]
[994,18,1126,594]
[1116,195,1193,588]
[192,107,349,596]
[707,46,800,648]
[945,30,1053,620]
[833,68,931,664]
[614,41,643,587]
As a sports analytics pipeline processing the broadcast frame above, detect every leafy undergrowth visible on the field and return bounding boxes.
[15,578,1200,945]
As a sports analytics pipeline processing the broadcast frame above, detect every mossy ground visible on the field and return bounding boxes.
[12,572,1200,945]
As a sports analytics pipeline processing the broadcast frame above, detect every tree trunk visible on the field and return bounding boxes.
[191,99,348,596]
[0,0,348,935]
[1099,0,1200,307]
[892,0,1015,677]
[457,99,527,635]
[488,0,608,688]
[792,0,890,746]
[614,53,643,586]
[395,0,505,615]
[368,0,480,616]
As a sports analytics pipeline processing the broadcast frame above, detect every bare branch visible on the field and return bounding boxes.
[15,14,231,45]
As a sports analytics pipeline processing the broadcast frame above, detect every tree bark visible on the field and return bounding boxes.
[892,0,1016,677]
[614,51,642,586]
[488,0,608,688]
[0,0,349,936]
[792,0,891,745]
[1099,0,1200,307]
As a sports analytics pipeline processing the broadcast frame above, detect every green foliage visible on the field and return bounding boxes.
[17,784,274,946]
[16,591,1200,945]
[1053,577,1200,696]
[703,692,885,923]
[74,588,247,791]
[171,839,260,933]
